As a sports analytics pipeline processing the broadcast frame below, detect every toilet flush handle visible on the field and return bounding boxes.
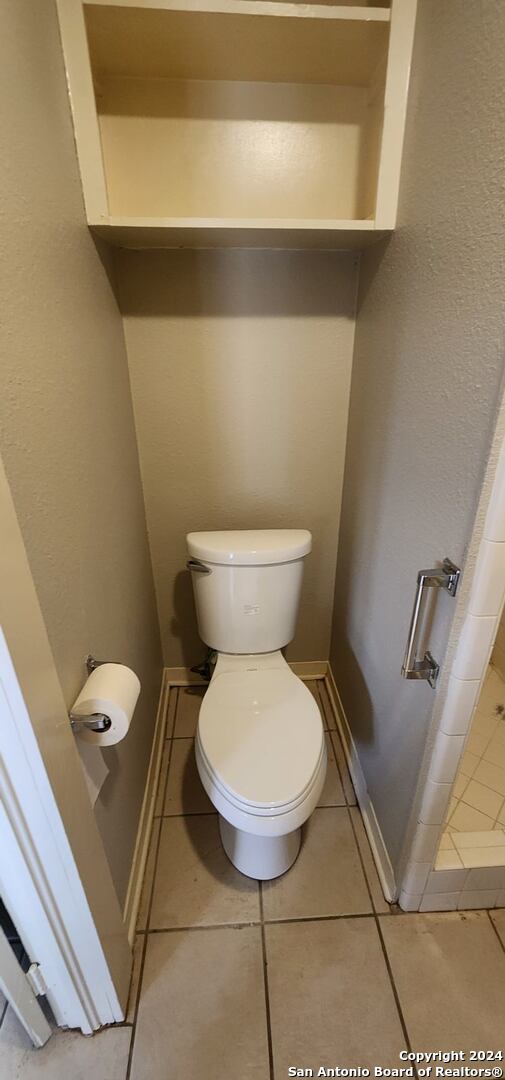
[186,558,212,574]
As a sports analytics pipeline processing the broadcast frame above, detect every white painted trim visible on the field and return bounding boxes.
[70,0,391,23]
[325,665,397,902]
[164,660,328,687]
[0,629,122,1033]
[56,0,109,221]
[375,0,418,229]
[122,672,169,943]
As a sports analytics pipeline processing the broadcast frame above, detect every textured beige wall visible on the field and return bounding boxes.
[330,0,505,873]
[0,0,162,905]
[116,249,358,666]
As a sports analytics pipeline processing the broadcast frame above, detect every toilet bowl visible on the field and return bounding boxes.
[195,651,326,879]
[186,528,326,880]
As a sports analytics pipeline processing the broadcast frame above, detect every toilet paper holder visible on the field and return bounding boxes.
[69,655,114,734]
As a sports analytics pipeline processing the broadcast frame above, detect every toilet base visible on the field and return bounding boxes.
[219,815,301,880]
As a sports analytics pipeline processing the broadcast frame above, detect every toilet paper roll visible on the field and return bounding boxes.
[71,663,141,746]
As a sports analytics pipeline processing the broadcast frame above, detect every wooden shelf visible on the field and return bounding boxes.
[90,216,388,250]
[57,0,418,248]
[85,1,390,87]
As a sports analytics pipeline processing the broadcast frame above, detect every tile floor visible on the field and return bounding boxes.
[2,679,505,1077]
[442,665,505,866]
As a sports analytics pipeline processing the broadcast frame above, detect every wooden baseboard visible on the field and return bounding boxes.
[122,672,170,943]
[164,660,328,687]
[325,666,397,903]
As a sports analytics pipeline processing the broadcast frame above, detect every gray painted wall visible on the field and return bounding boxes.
[330,0,505,874]
[0,0,162,906]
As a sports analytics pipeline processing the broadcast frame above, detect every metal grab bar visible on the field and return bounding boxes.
[402,557,460,689]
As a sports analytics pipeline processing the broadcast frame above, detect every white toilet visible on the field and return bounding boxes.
[186,529,326,880]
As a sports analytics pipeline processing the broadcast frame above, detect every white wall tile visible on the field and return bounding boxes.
[398,889,421,912]
[465,867,505,891]
[435,848,464,871]
[452,615,496,681]
[495,889,505,907]
[458,890,498,909]
[402,861,431,894]
[419,780,452,826]
[468,541,505,617]
[419,893,459,912]
[454,829,505,849]
[440,677,480,737]
[458,847,505,869]
[425,868,467,894]
[484,448,505,542]
[409,823,443,864]
[429,732,466,784]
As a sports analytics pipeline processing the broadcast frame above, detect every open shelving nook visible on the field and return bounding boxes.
[57,0,417,249]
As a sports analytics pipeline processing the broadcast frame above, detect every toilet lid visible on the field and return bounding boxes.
[198,669,323,812]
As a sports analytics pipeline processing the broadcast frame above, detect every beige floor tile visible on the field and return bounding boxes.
[489,908,505,946]
[130,927,269,1080]
[262,808,371,920]
[380,911,505,1053]
[474,759,505,798]
[459,750,480,778]
[266,918,405,1071]
[349,806,391,913]
[137,817,161,931]
[317,679,336,730]
[154,739,171,816]
[462,779,503,819]
[449,802,495,833]
[162,738,214,815]
[0,1006,131,1080]
[150,815,260,928]
[304,679,320,700]
[318,733,345,806]
[164,686,178,739]
[126,935,145,1024]
[329,729,357,804]
[174,686,206,737]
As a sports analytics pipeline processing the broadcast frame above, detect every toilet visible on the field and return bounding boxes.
[186,529,326,880]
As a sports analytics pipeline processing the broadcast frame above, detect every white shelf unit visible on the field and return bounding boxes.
[57,0,417,249]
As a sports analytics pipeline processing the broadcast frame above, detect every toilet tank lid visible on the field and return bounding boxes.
[186,529,312,566]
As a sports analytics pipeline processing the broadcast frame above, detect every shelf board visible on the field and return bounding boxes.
[89,217,389,250]
[85,1,390,86]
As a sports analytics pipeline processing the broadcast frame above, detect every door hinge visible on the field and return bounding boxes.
[26,962,48,997]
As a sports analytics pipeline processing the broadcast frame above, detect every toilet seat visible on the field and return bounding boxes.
[197,666,324,818]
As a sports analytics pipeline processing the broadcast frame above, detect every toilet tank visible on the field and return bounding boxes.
[186,529,311,654]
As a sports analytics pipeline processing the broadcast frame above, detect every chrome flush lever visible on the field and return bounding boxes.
[402,557,461,689]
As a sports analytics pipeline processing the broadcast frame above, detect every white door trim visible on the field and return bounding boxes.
[0,453,130,1031]
[0,627,123,1033]
[0,924,52,1048]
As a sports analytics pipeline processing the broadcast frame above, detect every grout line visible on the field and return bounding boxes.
[144,911,391,935]
[486,910,505,956]
[375,916,416,1069]
[347,805,414,1060]
[146,921,262,934]
[158,810,217,819]
[259,882,275,1080]
[125,687,178,1080]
